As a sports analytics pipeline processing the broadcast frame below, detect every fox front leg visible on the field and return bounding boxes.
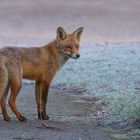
[35,81,49,120]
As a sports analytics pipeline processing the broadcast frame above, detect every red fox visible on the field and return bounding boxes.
[0,27,83,121]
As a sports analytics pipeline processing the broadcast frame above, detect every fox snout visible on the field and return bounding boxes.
[70,53,80,59]
[65,51,80,59]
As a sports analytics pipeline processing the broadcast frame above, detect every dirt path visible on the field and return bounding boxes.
[0,120,115,140]
[0,84,118,140]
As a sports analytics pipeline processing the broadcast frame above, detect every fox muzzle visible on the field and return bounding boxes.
[69,53,80,59]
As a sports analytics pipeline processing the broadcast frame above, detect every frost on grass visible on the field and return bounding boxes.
[53,42,140,128]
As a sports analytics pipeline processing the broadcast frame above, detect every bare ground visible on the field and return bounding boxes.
[0,84,118,140]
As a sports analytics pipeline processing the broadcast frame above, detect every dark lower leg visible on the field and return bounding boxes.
[35,81,49,120]
[9,80,27,122]
[9,95,27,122]
[35,81,42,119]
[42,84,49,120]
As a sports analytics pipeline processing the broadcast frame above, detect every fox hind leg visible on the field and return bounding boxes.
[9,78,27,121]
[8,69,27,122]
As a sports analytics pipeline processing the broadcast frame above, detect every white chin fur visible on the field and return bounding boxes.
[71,54,77,59]
[65,52,79,59]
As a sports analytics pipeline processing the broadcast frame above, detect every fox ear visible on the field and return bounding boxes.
[73,27,83,41]
[57,27,67,40]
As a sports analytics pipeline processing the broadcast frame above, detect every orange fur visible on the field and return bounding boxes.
[0,27,83,121]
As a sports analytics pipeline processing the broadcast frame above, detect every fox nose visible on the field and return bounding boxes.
[76,54,80,58]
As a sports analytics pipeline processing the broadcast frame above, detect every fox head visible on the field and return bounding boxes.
[56,27,83,59]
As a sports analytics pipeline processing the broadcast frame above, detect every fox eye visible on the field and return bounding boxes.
[76,45,79,49]
[67,46,71,49]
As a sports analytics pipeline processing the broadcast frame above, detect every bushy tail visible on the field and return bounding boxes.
[0,63,8,100]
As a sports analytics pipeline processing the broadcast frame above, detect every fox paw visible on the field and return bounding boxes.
[18,115,27,122]
[38,112,49,120]
[4,116,11,121]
